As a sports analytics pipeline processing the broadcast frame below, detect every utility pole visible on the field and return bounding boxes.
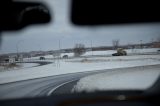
[140,40,142,49]
[16,43,19,57]
[59,40,61,52]
[57,39,61,67]
[91,40,93,56]
[16,40,24,62]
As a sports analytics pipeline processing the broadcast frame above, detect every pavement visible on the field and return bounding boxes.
[0,64,159,100]
[0,69,100,100]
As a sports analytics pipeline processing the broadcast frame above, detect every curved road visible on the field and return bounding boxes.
[0,69,102,100]
[0,65,159,100]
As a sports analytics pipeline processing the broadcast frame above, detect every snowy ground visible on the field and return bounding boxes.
[0,48,159,84]
[20,63,39,68]
[67,55,160,63]
[72,65,160,92]
[25,48,160,60]
[0,54,160,84]
[27,53,74,60]
[0,63,39,72]
[83,48,159,56]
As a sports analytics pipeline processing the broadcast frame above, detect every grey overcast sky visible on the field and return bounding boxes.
[0,0,160,54]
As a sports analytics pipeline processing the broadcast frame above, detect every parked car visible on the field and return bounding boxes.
[62,55,68,59]
[39,57,45,60]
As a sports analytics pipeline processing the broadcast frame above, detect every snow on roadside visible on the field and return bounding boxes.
[126,48,159,54]
[0,54,160,84]
[29,55,54,60]
[82,50,115,56]
[18,63,39,69]
[82,48,159,56]
[72,65,160,92]
[25,48,159,60]
[25,53,74,60]
[0,63,39,72]
[67,54,160,63]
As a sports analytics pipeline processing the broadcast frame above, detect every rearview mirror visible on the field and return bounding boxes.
[0,1,51,31]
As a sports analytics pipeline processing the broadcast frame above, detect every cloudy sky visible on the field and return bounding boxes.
[0,0,160,54]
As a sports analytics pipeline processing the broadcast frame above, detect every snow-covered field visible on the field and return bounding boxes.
[83,48,159,56]
[126,48,159,54]
[67,55,160,63]
[0,63,39,72]
[25,48,160,60]
[0,48,159,84]
[18,63,39,69]
[0,54,160,84]
[26,53,74,60]
[72,65,160,92]
[82,50,115,56]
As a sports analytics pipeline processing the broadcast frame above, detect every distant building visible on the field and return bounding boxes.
[0,55,15,63]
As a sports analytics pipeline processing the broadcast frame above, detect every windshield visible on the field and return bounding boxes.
[0,0,160,100]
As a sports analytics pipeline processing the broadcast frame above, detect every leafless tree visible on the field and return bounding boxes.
[73,44,86,57]
[112,39,120,50]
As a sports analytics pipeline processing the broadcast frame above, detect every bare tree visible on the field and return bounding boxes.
[73,44,86,57]
[112,39,120,50]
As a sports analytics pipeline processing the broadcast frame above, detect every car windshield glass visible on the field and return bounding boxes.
[0,0,160,100]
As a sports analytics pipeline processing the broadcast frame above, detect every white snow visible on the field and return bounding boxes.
[0,54,160,84]
[126,48,159,54]
[82,50,115,56]
[25,48,159,60]
[61,53,74,57]
[0,63,38,72]
[66,54,160,64]
[72,65,160,92]
[25,53,74,60]
[18,63,39,68]
[31,55,54,59]
[25,55,54,60]
[82,48,159,56]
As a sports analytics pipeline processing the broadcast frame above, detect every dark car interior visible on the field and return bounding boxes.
[0,0,160,106]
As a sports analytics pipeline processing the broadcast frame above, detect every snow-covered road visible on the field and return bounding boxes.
[0,69,109,99]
